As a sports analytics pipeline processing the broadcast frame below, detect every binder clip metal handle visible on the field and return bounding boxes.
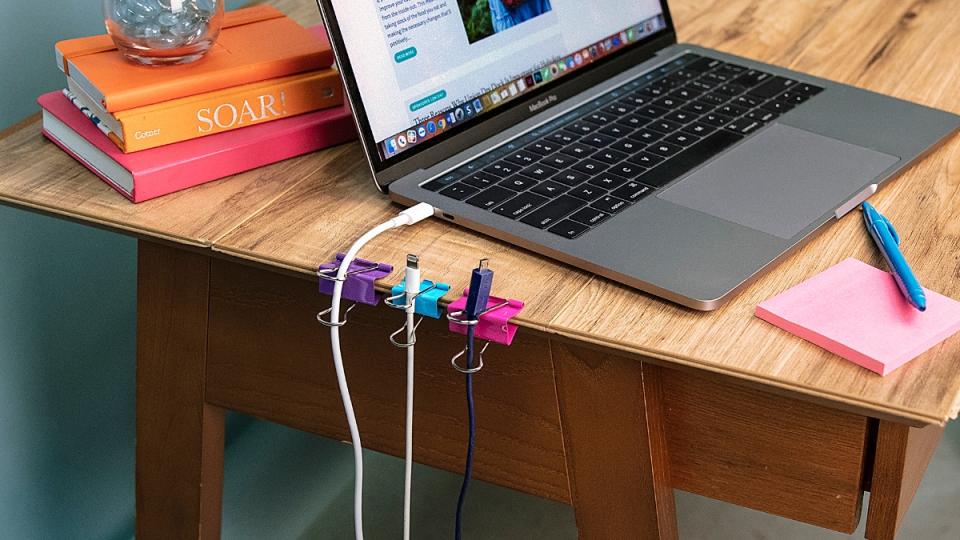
[445,311,478,326]
[384,282,440,311]
[446,300,510,326]
[389,317,424,348]
[317,303,356,328]
[316,260,380,282]
[451,341,490,374]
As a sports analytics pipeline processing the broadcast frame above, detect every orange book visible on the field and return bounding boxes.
[56,5,333,112]
[66,68,343,153]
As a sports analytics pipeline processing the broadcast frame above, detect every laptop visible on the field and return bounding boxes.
[316,0,959,310]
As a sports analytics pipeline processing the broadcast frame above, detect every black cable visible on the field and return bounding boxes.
[455,324,476,540]
[455,259,492,540]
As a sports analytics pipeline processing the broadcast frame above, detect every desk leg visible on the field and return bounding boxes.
[865,421,943,540]
[136,241,225,540]
[552,342,678,540]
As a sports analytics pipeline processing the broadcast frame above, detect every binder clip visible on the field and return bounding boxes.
[316,253,393,327]
[446,289,525,346]
[384,279,451,348]
[385,279,451,318]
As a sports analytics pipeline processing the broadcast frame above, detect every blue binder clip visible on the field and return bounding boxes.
[385,279,451,318]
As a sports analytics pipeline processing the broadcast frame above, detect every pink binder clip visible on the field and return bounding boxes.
[446,288,525,346]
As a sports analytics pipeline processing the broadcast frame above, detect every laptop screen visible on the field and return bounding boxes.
[328,0,668,164]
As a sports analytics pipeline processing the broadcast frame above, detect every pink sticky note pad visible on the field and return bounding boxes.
[756,258,960,375]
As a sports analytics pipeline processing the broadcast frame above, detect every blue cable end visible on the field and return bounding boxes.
[465,259,494,320]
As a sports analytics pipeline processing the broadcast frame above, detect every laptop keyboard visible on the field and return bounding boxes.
[421,53,823,239]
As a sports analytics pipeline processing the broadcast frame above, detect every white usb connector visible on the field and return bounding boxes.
[395,202,437,227]
[404,254,422,313]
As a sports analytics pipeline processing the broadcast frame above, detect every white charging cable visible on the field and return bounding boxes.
[401,255,420,540]
[326,203,435,540]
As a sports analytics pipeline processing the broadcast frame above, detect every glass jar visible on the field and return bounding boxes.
[103,0,224,65]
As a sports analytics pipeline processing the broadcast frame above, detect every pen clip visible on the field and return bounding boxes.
[880,214,901,246]
[862,202,900,248]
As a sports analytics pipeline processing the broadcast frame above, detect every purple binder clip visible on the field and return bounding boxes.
[317,253,393,306]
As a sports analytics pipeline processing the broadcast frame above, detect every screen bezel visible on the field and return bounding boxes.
[316,0,677,189]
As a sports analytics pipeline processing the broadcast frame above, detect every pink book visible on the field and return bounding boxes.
[756,258,960,375]
[37,90,355,203]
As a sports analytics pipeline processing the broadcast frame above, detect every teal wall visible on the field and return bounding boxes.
[0,3,104,128]
[0,1,246,128]
[0,209,137,539]
[0,2,244,538]
[0,3,138,539]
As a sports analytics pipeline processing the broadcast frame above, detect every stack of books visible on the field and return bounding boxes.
[38,5,355,203]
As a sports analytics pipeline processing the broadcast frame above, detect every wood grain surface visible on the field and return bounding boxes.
[553,344,678,539]
[661,368,868,533]
[2,0,959,424]
[865,421,945,539]
[136,241,225,539]
[0,116,338,246]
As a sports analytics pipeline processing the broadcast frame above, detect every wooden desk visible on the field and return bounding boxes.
[2,0,958,538]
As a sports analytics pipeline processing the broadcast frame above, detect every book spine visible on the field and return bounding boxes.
[115,70,342,153]
[40,126,135,202]
[62,89,112,137]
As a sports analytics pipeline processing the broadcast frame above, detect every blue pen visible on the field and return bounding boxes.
[861,201,926,311]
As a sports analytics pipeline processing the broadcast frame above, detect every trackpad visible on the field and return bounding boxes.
[658,124,900,239]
